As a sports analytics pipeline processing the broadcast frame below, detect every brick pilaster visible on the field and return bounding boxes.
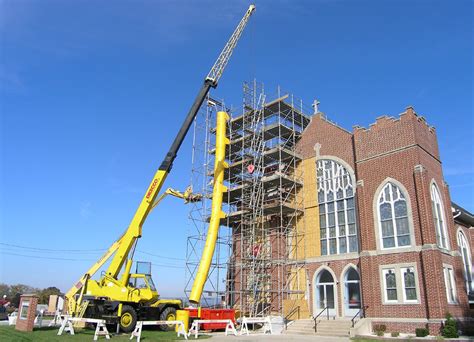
[15,294,38,332]
[413,164,446,319]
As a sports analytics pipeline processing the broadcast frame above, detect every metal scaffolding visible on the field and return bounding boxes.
[185,95,232,308]
[186,81,311,316]
[226,81,311,316]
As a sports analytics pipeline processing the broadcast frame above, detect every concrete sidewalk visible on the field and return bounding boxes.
[209,333,351,341]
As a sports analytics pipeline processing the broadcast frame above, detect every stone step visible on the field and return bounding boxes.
[284,318,351,337]
[290,322,351,328]
[316,322,352,327]
[285,329,349,337]
[315,327,350,333]
[306,326,349,331]
[288,327,349,333]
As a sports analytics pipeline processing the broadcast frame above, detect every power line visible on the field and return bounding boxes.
[151,263,185,269]
[0,242,186,260]
[0,251,97,262]
[136,250,185,261]
[0,251,185,269]
[0,247,104,255]
[0,242,106,252]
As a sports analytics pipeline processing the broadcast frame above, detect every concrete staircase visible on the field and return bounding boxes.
[284,318,352,337]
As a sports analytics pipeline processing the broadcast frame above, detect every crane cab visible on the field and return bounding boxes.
[127,273,157,303]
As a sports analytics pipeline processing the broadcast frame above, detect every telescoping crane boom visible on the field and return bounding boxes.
[66,4,255,333]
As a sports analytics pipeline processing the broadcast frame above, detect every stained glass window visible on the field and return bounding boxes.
[317,160,358,255]
[384,269,397,301]
[378,183,411,249]
[402,267,417,301]
[431,184,448,249]
[457,231,473,295]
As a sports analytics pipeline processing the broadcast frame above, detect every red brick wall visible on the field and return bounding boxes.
[371,320,442,336]
[353,107,439,163]
[230,105,471,323]
[298,114,355,169]
[306,258,360,316]
[356,148,421,249]
[301,106,470,324]
[15,295,38,332]
[360,253,428,319]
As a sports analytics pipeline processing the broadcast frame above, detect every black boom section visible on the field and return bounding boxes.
[159,80,214,172]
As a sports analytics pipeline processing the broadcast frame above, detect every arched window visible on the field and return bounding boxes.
[318,270,334,283]
[317,159,358,255]
[315,269,336,315]
[344,267,361,315]
[377,182,411,249]
[457,230,473,294]
[431,184,448,249]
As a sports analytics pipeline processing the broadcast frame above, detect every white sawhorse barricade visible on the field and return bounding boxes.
[188,319,237,339]
[49,311,65,327]
[240,316,272,335]
[57,316,110,340]
[130,320,187,342]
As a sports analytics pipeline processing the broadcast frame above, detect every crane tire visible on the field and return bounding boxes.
[159,306,177,331]
[119,305,137,333]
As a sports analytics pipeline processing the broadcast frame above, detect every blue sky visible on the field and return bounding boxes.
[0,0,472,297]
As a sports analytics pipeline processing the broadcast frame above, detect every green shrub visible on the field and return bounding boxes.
[373,324,386,336]
[391,331,400,337]
[442,313,459,338]
[415,328,429,337]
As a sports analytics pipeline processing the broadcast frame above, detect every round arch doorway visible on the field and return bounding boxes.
[343,267,361,317]
[314,269,336,317]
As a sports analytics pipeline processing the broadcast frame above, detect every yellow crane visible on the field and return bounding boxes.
[65,4,255,333]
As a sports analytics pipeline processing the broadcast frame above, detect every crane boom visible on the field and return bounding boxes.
[105,3,255,281]
[159,4,255,173]
[66,4,256,317]
[206,4,256,84]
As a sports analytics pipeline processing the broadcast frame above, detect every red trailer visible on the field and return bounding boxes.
[185,308,236,330]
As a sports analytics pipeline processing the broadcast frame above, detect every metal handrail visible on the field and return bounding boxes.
[351,305,368,328]
[284,305,301,330]
[313,306,329,332]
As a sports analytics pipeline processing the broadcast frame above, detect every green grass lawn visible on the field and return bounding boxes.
[0,325,210,341]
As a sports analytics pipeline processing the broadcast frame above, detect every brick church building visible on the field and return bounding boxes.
[295,106,473,334]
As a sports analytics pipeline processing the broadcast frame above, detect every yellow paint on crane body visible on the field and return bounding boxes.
[189,111,229,304]
[65,168,173,315]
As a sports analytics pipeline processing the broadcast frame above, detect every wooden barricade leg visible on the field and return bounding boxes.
[58,318,75,336]
[264,317,272,334]
[66,320,75,335]
[130,321,143,342]
[225,320,237,336]
[94,322,110,340]
[94,323,100,341]
[188,321,199,339]
[176,322,188,340]
[49,311,61,327]
[57,317,68,335]
[240,320,249,336]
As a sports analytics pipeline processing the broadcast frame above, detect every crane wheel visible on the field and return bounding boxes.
[119,305,137,333]
[159,306,177,331]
